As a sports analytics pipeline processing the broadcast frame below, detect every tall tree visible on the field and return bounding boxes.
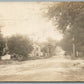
[45,2,84,57]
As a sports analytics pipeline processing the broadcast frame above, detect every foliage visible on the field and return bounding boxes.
[59,33,73,55]
[46,2,84,56]
[47,2,84,32]
[7,34,33,60]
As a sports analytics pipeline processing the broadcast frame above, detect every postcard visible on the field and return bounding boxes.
[0,2,84,82]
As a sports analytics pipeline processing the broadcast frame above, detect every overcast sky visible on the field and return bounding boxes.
[0,2,62,42]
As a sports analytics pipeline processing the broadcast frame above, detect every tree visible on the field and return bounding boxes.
[7,34,33,61]
[59,32,73,56]
[45,2,84,57]
[0,27,6,60]
[0,34,5,60]
[41,38,57,57]
[0,19,6,60]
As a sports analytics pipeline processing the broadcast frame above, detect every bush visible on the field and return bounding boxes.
[7,34,33,61]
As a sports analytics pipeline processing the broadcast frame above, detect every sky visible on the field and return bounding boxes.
[0,2,63,42]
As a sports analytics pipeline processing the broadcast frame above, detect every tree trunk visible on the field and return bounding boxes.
[72,35,76,57]
[0,56,1,60]
[76,51,79,57]
[73,43,76,57]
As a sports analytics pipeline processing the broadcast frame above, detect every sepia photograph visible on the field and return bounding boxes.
[0,2,84,81]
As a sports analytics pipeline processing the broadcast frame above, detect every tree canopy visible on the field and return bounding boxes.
[45,2,84,56]
[47,2,84,32]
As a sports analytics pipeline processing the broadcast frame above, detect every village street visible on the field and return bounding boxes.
[0,55,84,81]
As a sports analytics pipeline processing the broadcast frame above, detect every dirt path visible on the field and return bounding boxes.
[0,56,84,81]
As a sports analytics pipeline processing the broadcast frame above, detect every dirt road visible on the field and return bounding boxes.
[0,56,84,81]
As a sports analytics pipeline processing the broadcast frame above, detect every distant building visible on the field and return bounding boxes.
[30,43,43,57]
